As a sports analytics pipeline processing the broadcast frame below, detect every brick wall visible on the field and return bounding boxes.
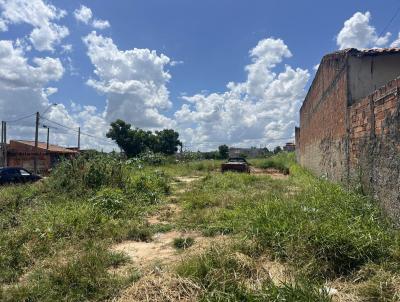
[348,78,400,221]
[298,53,349,181]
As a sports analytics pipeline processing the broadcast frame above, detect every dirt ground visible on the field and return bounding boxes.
[111,170,292,301]
[250,167,289,180]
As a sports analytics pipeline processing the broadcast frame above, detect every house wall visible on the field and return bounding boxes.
[298,53,349,181]
[7,154,50,173]
[348,78,400,221]
[298,50,400,222]
[348,53,400,103]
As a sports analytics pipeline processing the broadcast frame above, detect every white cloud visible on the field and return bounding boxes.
[0,39,63,123]
[74,5,92,24]
[74,4,110,30]
[29,23,69,52]
[0,0,69,51]
[336,11,391,49]
[391,33,400,47]
[0,17,7,31]
[170,60,184,66]
[0,39,115,151]
[61,44,73,53]
[83,31,174,129]
[92,19,110,29]
[174,38,309,150]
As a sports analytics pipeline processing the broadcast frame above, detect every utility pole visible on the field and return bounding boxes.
[34,112,39,174]
[3,121,6,167]
[1,121,3,167]
[46,126,50,150]
[77,127,81,150]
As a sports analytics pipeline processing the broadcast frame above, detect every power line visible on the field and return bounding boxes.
[40,116,115,145]
[378,5,400,40]
[4,113,36,123]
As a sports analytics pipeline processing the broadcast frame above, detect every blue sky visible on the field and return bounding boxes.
[0,0,400,150]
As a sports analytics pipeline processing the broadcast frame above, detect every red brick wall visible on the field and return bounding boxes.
[299,51,400,222]
[348,78,400,222]
[349,78,400,165]
[299,53,349,181]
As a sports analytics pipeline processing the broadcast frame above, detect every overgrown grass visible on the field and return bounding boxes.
[174,153,400,299]
[176,244,331,301]
[251,152,293,174]
[0,153,170,300]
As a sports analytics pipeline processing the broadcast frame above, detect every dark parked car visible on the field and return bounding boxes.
[221,157,251,173]
[0,167,42,185]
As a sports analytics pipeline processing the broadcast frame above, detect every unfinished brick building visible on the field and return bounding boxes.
[296,48,400,222]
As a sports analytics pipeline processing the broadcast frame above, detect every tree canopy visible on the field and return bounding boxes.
[218,144,229,159]
[106,119,182,157]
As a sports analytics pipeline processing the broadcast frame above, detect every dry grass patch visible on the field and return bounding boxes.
[114,272,202,302]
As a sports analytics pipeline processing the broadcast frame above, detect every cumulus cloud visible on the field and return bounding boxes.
[336,11,391,49]
[92,19,110,29]
[74,5,92,24]
[83,31,174,129]
[0,39,115,150]
[74,5,110,30]
[390,33,400,47]
[0,39,63,128]
[0,0,69,52]
[174,38,310,150]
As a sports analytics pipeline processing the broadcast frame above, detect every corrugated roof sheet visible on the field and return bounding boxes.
[12,140,78,154]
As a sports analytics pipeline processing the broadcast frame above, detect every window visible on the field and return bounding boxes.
[20,169,30,176]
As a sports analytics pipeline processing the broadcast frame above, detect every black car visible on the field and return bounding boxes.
[221,157,251,173]
[0,167,42,185]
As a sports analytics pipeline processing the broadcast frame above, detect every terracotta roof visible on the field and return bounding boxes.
[12,140,78,154]
[327,47,400,58]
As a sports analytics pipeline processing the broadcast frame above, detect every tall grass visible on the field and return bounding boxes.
[174,153,400,299]
[0,153,170,300]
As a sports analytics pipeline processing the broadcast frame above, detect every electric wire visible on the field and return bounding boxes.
[378,5,400,40]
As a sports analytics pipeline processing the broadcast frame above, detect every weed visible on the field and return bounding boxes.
[2,243,130,302]
[173,237,195,249]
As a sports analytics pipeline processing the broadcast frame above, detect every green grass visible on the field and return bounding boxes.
[173,153,400,299]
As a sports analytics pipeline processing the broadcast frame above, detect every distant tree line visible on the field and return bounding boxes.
[106,119,182,157]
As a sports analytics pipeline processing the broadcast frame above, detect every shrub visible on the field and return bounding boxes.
[91,188,126,217]
[256,152,294,174]
[47,154,126,195]
[173,237,195,249]
[126,170,170,204]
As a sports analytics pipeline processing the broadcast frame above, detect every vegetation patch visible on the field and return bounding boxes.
[2,152,400,301]
[173,237,195,250]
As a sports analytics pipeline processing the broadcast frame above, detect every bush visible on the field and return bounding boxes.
[91,188,126,217]
[256,152,294,174]
[47,154,126,195]
[126,170,170,204]
[173,237,195,249]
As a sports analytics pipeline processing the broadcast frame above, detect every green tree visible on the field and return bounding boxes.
[218,144,229,159]
[273,146,282,154]
[106,120,182,157]
[154,129,182,155]
[106,120,153,157]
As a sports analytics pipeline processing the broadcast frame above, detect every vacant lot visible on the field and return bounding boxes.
[1,153,399,301]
